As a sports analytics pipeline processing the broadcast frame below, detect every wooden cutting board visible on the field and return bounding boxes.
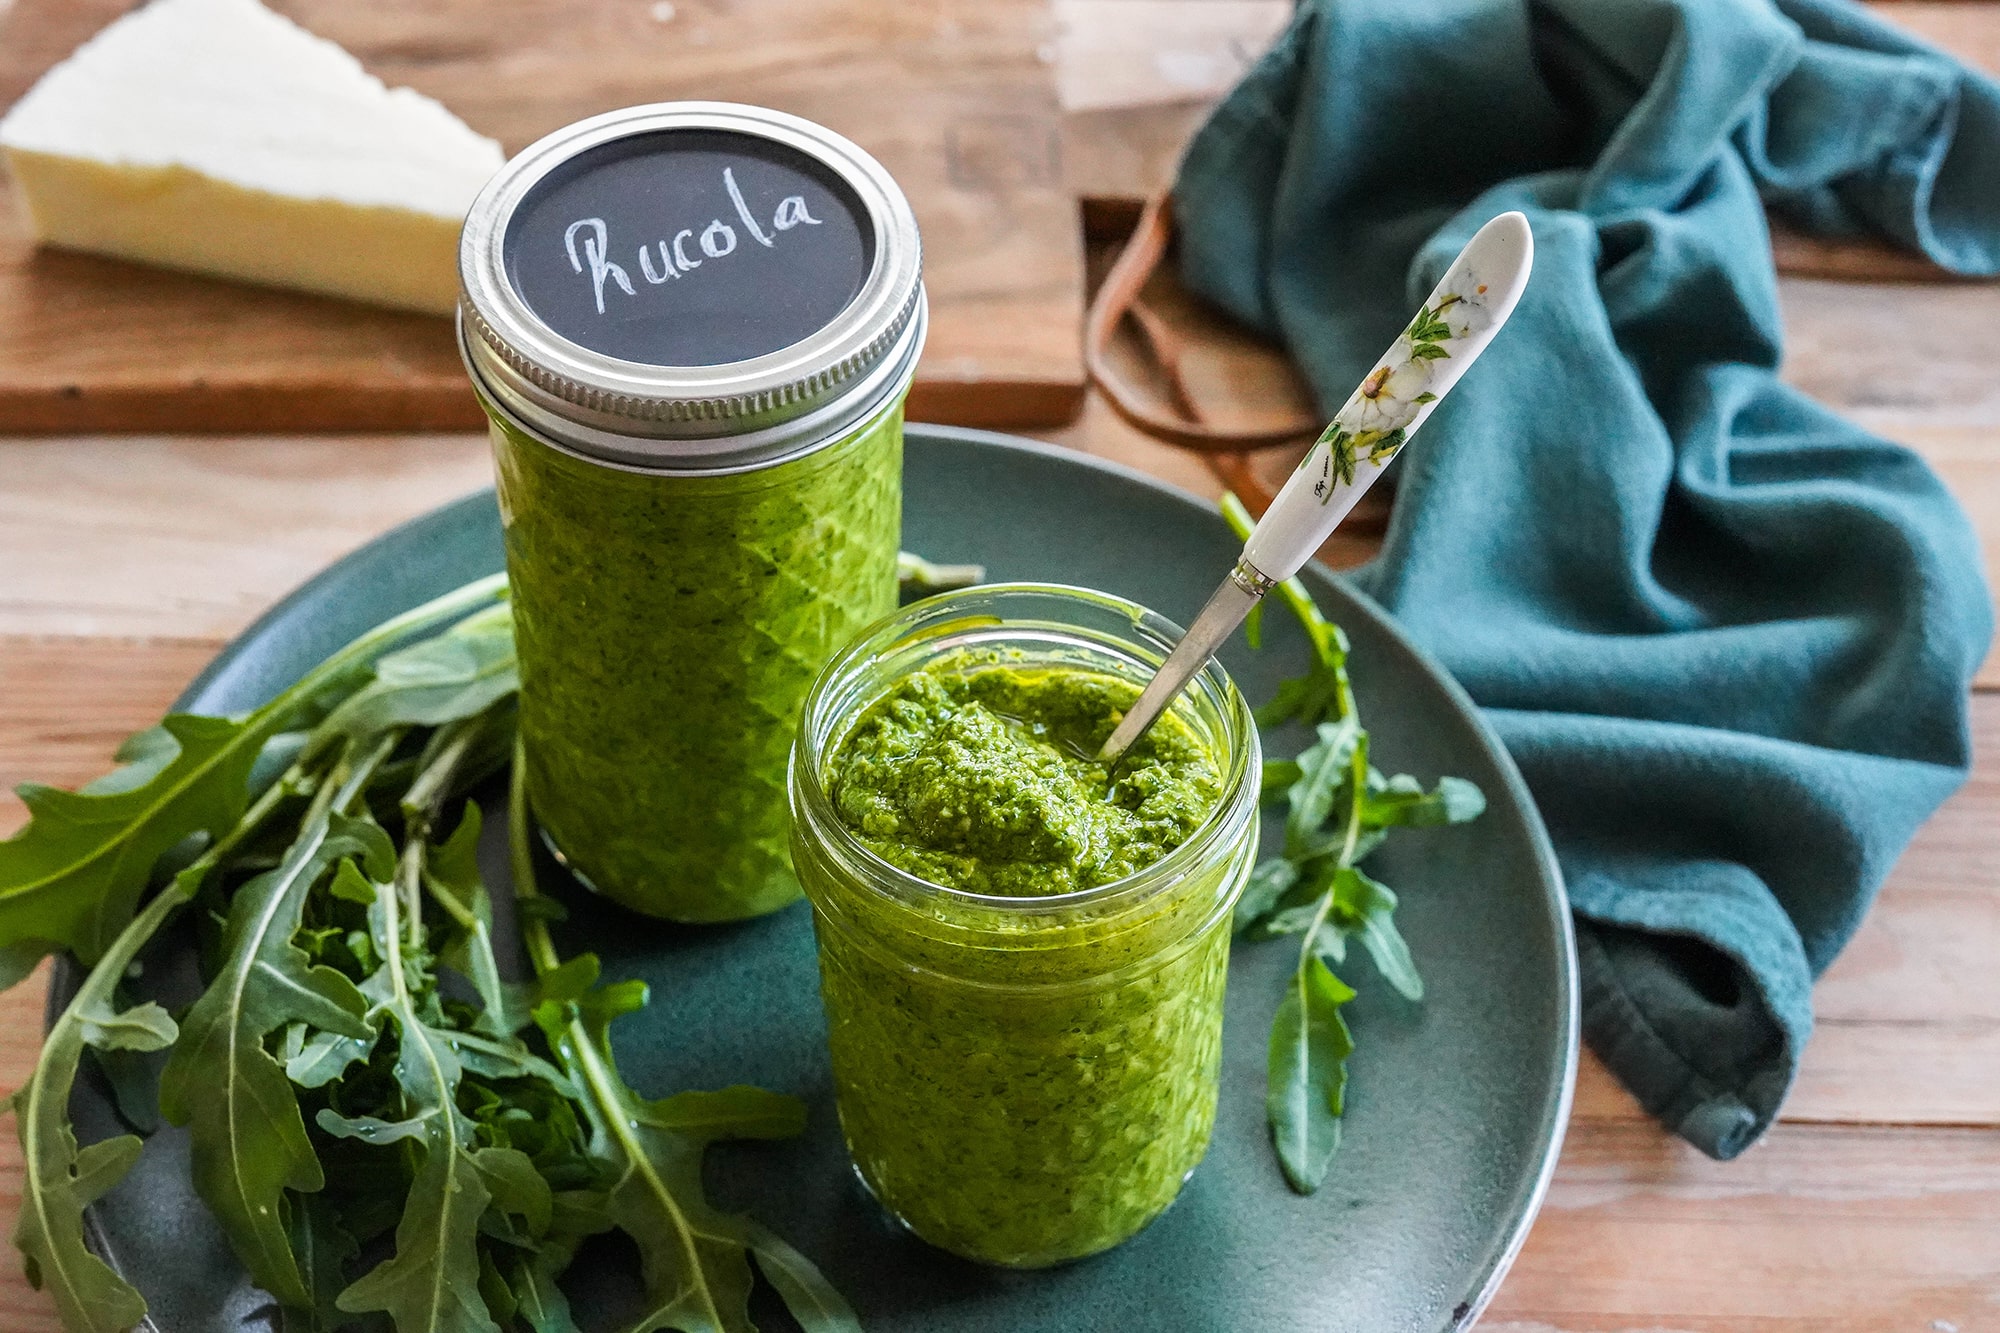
[0,0,1085,433]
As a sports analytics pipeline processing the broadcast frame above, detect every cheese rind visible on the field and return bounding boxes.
[0,0,505,315]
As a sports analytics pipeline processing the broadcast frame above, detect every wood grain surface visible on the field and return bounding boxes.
[0,400,1997,1333]
[0,0,1086,432]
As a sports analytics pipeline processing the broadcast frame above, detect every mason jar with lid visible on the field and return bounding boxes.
[460,103,923,922]
[789,585,1261,1268]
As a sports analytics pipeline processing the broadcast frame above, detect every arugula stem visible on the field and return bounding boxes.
[348,736,401,813]
[570,1013,730,1329]
[171,752,310,898]
[503,745,729,1330]
[1335,736,1369,870]
[394,843,427,959]
[378,877,417,1020]
[295,751,350,838]
[507,741,562,980]
[1220,492,1355,722]
[395,716,485,954]
[14,872,191,1331]
[896,551,985,596]
[418,872,478,934]
[400,720,481,823]
[1296,736,1371,975]
[1293,895,1338,977]
[291,575,510,769]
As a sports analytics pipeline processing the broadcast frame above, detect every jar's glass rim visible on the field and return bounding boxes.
[791,581,1261,918]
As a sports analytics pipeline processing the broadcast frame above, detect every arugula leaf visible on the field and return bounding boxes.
[333,866,499,1333]
[510,750,844,1333]
[1222,490,1484,1192]
[318,604,519,748]
[335,1097,495,1333]
[159,804,392,1308]
[11,877,188,1333]
[591,1110,760,1333]
[315,1108,431,1146]
[0,715,259,968]
[288,1028,373,1090]
[508,1251,585,1333]
[1333,866,1423,1002]
[87,1042,166,1137]
[1265,957,1356,1195]
[639,1088,808,1144]
[0,574,509,976]
[424,803,530,1039]
[504,1189,613,1333]
[1232,858,1299,934]
[281,1194,360,1333]
[480,1251,519,1328]
[528,958,771,1333]
[73,990,177,1051]
[450,1029,577,1096]
[742,1222,864,1333]
[1282,719,1362,854]
[1259,759,1301,801]
[474,1145,555,1240]
[1361,773,1487,827]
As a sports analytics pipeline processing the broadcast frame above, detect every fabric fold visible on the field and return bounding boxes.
[1173,0,1995,1157]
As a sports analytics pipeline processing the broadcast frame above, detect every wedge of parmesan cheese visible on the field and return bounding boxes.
[0,0,505,315]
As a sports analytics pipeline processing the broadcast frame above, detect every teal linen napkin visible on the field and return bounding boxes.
[1173,0,1996,1158]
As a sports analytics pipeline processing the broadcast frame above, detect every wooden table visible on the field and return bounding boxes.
[2,3,1998,1331]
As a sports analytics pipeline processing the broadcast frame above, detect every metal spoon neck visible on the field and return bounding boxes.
[1227,556,1278,600]
[1097,556,1274,766]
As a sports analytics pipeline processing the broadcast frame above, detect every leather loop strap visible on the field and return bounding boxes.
[1083,194,1320,454]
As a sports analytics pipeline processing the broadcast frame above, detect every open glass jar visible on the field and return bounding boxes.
[789,584,1261,1268]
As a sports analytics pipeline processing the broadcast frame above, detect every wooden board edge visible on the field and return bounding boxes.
[0,384,488,434]
[0,371,1086,435]
[1081,193,2000,286]
[907,376,1086,428]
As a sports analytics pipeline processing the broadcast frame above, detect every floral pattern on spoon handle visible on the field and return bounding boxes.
[1308,287,1493,495]
[1244,212,1533,582]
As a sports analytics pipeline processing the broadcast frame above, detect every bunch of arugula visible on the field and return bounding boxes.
[0,573,862,1333]
[1223,495,1487,1195]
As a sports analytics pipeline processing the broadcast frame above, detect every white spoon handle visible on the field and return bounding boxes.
[1097,212,1533,765]
[1243,210,1535,582]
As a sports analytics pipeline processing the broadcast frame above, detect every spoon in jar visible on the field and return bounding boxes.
[1097,211,1535,766]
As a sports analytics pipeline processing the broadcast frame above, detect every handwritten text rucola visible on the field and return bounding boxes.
[563,165,825,314]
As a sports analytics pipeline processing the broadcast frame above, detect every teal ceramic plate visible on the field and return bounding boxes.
[56,426,1576,1333]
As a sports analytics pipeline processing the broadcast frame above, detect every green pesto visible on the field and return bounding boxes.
[828,664,1224,896]
[815,916,1233,1267]
[491,402,902,922]
[804,658,1247,1267]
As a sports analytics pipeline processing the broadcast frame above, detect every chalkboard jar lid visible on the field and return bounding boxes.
[459,102,924,472]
